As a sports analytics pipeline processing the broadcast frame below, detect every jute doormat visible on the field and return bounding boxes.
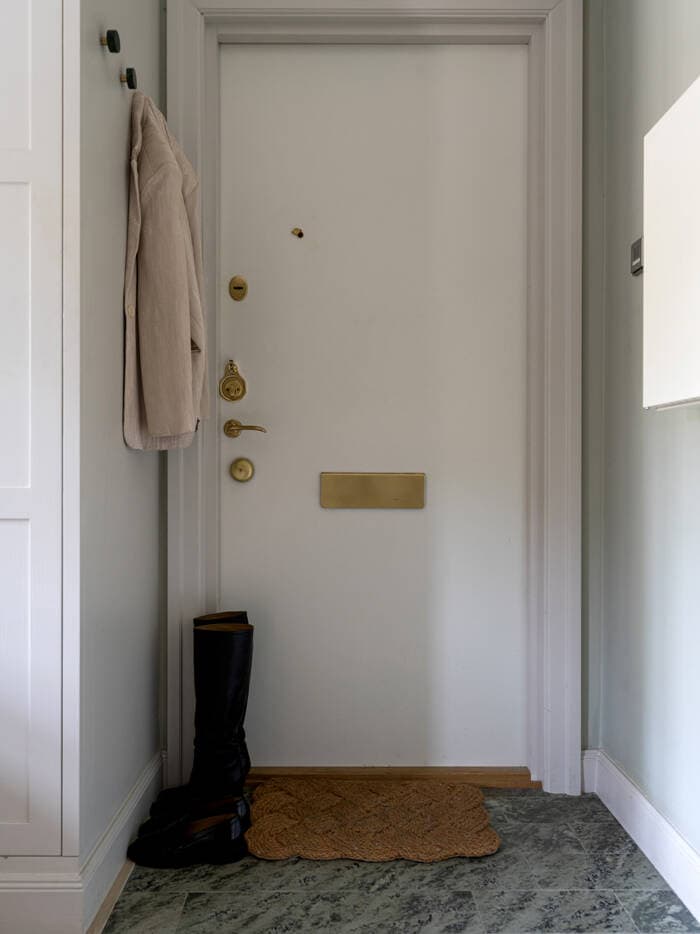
[245,778,500,861]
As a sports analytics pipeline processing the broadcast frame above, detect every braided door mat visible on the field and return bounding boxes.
[245,778,500,861]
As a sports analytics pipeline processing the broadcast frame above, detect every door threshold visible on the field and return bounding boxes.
[247,766,541,789]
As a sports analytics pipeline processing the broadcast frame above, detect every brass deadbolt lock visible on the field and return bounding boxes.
[230,457,254,482]
[228,275,248,302]
[219,360,247,403]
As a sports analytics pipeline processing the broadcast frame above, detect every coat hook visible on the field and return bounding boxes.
[100,29,121,53]
[120,67,138,90]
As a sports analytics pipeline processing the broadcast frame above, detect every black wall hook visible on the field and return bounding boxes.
[100,29,121,53]
[120,67,137,90]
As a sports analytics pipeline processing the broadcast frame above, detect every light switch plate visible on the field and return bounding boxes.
[631,236,643,275]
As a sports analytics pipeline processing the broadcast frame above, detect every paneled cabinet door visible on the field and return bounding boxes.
[0,0,62,855]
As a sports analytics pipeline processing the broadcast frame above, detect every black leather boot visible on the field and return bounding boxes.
[127,807,249,868]
[137,795,250,840]
[150,612,254,819]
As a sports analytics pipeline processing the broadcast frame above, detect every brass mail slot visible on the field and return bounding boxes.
[320,472,425,509]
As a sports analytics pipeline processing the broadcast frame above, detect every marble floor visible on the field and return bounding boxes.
[104,790,700,933]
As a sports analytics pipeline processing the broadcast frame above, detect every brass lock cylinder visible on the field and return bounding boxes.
[219,360,247,402]
[230,457,254,482]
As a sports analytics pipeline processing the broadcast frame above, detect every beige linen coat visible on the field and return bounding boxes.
[124,92,208,450]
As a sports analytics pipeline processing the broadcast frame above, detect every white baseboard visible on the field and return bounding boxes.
[0,752,161,934]
[583,749,700,922]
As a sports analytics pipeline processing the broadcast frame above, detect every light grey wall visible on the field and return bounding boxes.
[80,0,164,857]
[582,0,605,751]
[584,0,700,854]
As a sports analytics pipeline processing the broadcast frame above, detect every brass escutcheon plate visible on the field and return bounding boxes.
[228,275,248,301]
[219,360,247,402]
[230,457,254,482]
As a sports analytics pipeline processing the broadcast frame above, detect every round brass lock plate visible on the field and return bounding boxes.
[228,275,248,302]
[230,457,254,482]
[219,360,247,402]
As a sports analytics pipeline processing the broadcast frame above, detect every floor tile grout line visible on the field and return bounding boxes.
[122,887,682,896]
[612,890,642,934]
[171,893,187,934]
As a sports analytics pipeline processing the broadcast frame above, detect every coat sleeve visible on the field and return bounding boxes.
[136,162,197,438]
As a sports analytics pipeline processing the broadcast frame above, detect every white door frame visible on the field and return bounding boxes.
[166,0,582,794]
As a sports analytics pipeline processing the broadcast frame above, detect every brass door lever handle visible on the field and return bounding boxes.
[223,419,267,438]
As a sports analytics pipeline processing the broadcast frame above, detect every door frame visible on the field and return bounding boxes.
[166,0,582,794]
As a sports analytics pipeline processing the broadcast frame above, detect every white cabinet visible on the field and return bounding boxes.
[0,0,63,855]
[644,74,700,409]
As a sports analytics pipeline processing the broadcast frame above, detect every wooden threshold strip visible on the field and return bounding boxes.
[247,766,541,790]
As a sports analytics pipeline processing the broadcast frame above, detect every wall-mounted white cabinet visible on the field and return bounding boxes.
[644,73,700,409]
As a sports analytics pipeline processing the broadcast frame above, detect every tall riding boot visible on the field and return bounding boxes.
[190,613,254,796]
[149,612,254,819]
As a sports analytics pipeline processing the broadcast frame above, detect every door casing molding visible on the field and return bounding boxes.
[166,0,582,794]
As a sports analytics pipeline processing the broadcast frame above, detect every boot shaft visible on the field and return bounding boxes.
[193,615,253,741]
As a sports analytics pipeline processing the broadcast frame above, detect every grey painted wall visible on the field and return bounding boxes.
[584,0,700,854]
[80,0,164,857]
[583,0,605,751]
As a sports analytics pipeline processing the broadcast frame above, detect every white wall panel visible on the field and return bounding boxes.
[0,184,30,487]
[0,0,62,855]
[0,521,30,823]
[0,4,30,148]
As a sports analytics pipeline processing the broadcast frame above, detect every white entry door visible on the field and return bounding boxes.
[214,42,530,768]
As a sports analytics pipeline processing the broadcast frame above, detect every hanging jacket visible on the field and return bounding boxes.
[123,91,208,450]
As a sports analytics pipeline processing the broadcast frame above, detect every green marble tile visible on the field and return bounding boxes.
[127,820,602,897]
[174,889,483,933]
[572,821,670,891]
[474,889,636,933]
[485,792,615,826]
[618,889,700,932]
[110,792,692,933]
[103,891,186,934]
